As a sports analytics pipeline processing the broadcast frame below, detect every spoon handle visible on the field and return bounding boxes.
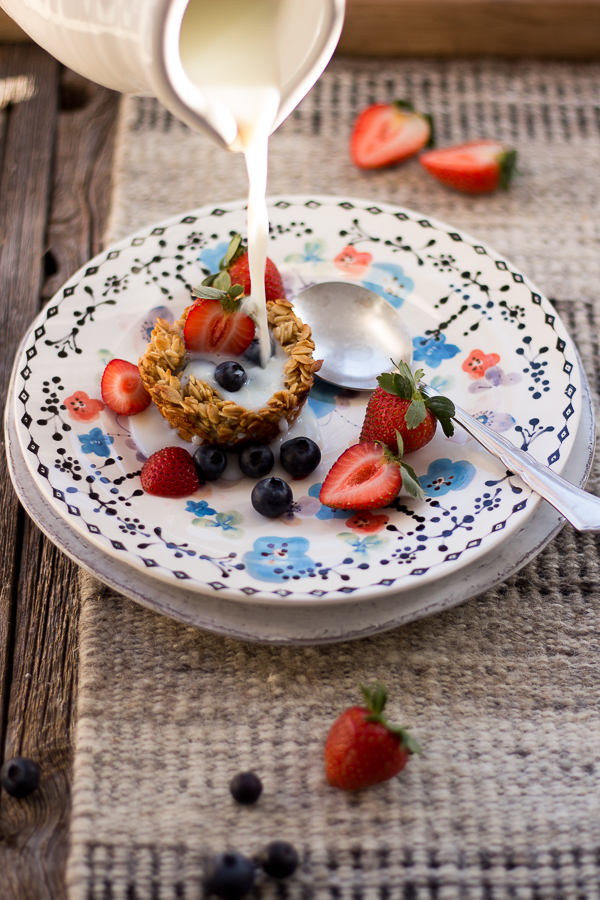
[420,384,600,531]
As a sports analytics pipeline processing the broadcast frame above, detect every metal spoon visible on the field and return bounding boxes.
[296,281,600,531]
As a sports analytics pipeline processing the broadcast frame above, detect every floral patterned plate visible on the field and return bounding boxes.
[12,196,581,604]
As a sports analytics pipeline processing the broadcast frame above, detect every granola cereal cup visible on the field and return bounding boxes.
[138,299,322,448]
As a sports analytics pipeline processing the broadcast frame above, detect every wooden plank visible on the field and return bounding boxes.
[338,0,600,58]
[0,51,119,899]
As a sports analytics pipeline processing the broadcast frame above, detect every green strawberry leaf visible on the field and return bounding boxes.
[387,725,423,755]
[438,416,455,438]
[422,113,435,148]
[396,359,415,385]
[400,462,425,501]
[405,399,427,430]
[224,232,243,267]
[377,372,397,395]
[395,429,404,458]
[191,285,226,300]
[201,272,218,287]
[229,283,245,298]
[424,395,455,419]
[360,682,387,715]
[392,99,415,113]
[213,269,232,292]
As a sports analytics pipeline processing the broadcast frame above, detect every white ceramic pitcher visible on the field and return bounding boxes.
[0,0,345,148]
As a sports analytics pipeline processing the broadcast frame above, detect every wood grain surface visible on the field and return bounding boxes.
[3,1,600,58]
[0,45,119,900]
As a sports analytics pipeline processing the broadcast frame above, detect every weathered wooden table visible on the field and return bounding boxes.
[0,44,119,899]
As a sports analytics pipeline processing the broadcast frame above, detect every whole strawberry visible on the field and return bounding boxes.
[140,447,199,498]
[324,683,421,791]
[360,360,455,454]
[202,233,286,302]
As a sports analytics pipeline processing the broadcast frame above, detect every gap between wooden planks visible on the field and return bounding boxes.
[0,46,119,900]
[3,1,600,57]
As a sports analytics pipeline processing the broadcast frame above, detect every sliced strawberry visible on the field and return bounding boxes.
[319,442,403,511]
[101,358,151,416]
[140,447,199,498]
[202,233,286,301]
[420,140,517,194]
[350,101,433,169]
[184,283,255,355]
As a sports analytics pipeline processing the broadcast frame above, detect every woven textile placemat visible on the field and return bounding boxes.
[68,59,600,899]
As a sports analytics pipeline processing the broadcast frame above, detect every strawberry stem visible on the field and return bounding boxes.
[359,682,422,755]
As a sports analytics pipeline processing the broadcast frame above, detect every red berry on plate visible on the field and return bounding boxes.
[324,683,421,791]
[319,441,404,511]
[360,360,455,454]
[184,284,255,355]
[140,447,200,498]
[420,140,517,194]
[350,100,433,169]
[101,358,151,416]
[202,232,286,302]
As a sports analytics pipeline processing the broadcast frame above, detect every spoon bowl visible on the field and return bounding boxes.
[293,282,412,391]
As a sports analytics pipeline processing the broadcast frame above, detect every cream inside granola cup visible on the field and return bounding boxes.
[138,299,322,448]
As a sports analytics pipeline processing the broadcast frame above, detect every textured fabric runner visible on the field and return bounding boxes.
[68,59,600,899]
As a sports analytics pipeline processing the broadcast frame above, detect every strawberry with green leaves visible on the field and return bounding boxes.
[324,683,421,791]
[420,140,517,194]
[319,438,424,511]
[184,283,255,355]
[360,360,455,454]
[202,232,286,302]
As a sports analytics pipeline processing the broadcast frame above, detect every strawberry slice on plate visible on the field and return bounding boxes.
[319,441,423,511]
[101,358,151,415]
[350,100,433,169]
[184,283,255,355]
[140,447,199,498]
[420,140,518,194]
[202,233,286,302]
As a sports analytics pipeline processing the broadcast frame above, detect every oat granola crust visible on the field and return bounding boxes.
[138,299,322,447]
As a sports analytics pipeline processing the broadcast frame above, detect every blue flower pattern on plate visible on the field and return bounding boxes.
[308,483,347,520]
[78,427,114,458]
[243,536,316,583]
[419,459,476,497]
[198,241,229,274]
[413,334,461,368]
[362,262,414,308]
[186,500,217,517]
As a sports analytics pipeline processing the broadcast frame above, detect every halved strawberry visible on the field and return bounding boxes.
[184,284,255,355]
[101,358,151,416]
[420,140,517,194]
[350,100,433,170]
[319,441,423,511]
[202,233,286,302]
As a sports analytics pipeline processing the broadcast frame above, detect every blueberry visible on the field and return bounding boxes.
[0,757,40,798]
[243,334,275,366]
[239,443,274,478]
[194,445,227,481]
[215,361,247,392]
[206,851,255,900]
[261,841,299,879]
[230,771,263,805]
[280,437,321,478]
[251,478,293,518]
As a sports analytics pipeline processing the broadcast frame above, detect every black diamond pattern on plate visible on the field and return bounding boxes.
[532,293,542,304]
[339,202,354,209]
[548,450,560,465]
[27,439,39,454]
[310,590,326,597]
[211,209,226,217]
[563,361,573,375]
[111,540,126,551]
[466,539,482,549]
[419,220,433,228]
[394,212,409,221]
[545,313,555,326]
[35,325,45,339]
[85,266,99,277]
[495,261,508,271]
[367,206,382,214]
[241,587,260,595]
[63,287,75,297]
[21,412,32,427]
[556,338,566,352]
[474,246,486,254]
[444,552,461,561]
[275,201,290,209]
[19,389,29,404]
[53,488,65,501]
[378,579,395,586]
[151,227,166,235]
[492,521,506,532]
[181,215,197,224]
[558,426,569,442]
[26,346,37,360]
[338,586,356,594]
[67,505,80,517]
[87,523,101,534]
[209,581,226,590]
[46,305,59,318]
[512,500,528,513]
[449,232,462,241]
[410,567,429,576]
[565,384,576,398]
[20,366,31,381]
[142,558,158,568]
[132,237,145,246]
[174,571,190,580]
[107,250,120,260]
[304,200,320,209]
[37,463,48,478]
[274,590,292,597]
[563,404,574,419]
[512,273,524,284]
